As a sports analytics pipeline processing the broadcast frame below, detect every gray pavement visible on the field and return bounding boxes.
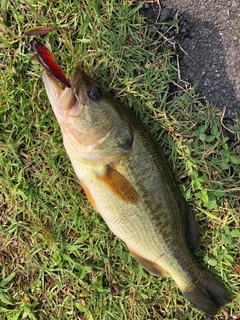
[163,0,240,120]
[143,0,240,121]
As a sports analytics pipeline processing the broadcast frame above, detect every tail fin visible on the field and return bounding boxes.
[182,270,231,315]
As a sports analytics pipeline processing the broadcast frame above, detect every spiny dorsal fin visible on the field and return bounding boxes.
[97,165,139,204]
[128,247,169,278]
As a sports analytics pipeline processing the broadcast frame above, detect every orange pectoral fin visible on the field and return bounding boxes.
[81,182,98,211]
[129,247,169,278]
[97,165,139,204]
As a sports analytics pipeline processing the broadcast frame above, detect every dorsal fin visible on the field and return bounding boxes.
[185,202,201,253]
[97,165,139,204]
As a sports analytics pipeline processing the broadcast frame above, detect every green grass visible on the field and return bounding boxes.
[0,0,239,319]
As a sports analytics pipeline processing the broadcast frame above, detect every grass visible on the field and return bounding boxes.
[0,0,239,319]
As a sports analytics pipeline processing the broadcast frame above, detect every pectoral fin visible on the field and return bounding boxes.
[129,247,169,278]
[97,165,139,204]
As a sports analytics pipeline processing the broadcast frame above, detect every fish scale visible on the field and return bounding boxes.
[112,124,199,282]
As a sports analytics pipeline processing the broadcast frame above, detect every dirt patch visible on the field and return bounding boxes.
[139,0,240,123]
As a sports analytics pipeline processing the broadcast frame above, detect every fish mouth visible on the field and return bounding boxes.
[42,66,86,114]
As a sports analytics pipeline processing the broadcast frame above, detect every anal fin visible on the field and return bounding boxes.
[129,247,169,278]
[97,165,139,204]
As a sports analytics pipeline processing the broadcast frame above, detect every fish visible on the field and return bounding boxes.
[30,38,72,88]
[42,65,231,315]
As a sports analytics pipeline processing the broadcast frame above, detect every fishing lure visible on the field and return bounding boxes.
[30,38,72,88]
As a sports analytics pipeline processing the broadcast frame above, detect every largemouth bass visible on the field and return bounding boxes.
[42,66,231,315]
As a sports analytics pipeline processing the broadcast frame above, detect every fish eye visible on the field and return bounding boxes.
[87,87,103,102]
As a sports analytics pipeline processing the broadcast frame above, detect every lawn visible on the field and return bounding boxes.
[0,1,239,319]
